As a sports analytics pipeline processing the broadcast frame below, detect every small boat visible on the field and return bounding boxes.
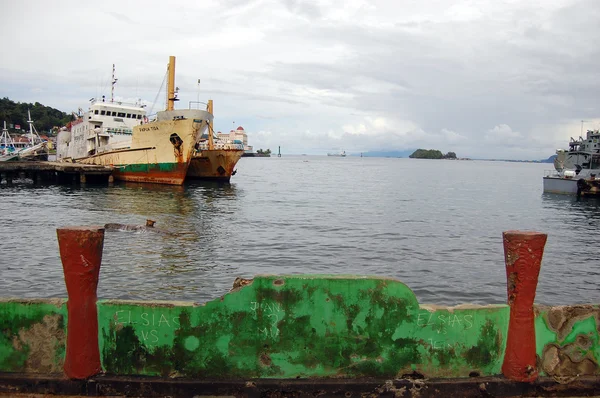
[57,57,212,185]
[0,121,19,161]
[543,128,600,195]
[186,101,244,182]
[327,150,346,157]
[0,115,48,162]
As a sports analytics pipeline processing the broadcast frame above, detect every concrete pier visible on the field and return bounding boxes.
[0,161,114,185]
[0,228,598,397]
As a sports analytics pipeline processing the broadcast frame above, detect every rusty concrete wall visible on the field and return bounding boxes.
[535,304,600,378]
[0,299,66,374]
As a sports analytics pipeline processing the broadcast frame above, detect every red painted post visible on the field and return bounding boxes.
[501,230,547,382]
[57,226,105,379]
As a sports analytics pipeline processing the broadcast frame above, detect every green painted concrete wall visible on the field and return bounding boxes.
[97,276,509,378]
[0,276,597,379]
[0,299,66,374]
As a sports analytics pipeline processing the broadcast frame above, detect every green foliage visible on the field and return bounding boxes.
[0,97,74,136]
[409,149,458,159]
[256,148,271,155]
[409,149,444,159]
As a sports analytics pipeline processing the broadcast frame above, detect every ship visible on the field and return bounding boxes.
[186,101,244,182]
[1,112,48,162]
[543,127,600,195]
[327,150,346,157]
[56,56,212,185]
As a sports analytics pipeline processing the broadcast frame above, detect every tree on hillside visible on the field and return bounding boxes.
[0,97,74,135]
[409,149,444,159]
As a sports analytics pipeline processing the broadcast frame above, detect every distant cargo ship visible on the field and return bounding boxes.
[327,150,346,157]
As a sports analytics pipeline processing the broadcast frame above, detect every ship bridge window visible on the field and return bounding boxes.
[117,112,126,117]
[126,113,131,118]
[137,114,142,119]
[100,110,106,115]
[94,110,99,115]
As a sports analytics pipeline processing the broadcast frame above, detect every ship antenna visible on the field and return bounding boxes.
[197,78,201,106]
[111,64,118,103]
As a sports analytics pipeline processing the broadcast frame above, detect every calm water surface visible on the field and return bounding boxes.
[1,157,598,305]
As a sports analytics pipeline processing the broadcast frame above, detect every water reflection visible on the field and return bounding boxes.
[542,192,600,222]
[95,180,244,302]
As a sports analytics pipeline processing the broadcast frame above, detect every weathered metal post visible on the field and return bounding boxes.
[57,226,105,379]
[501,230,547,382]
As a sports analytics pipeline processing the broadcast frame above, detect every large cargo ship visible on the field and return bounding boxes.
[57,57,212,185]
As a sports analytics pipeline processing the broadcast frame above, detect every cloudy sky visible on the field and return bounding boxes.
[1,0,599,159]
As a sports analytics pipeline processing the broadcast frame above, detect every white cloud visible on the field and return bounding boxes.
[484,124,523,143]
[1,0,598,159]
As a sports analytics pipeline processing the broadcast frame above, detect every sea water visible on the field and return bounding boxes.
[0,156,598,306]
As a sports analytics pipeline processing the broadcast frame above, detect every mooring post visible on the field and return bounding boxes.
[501,230,547,382]
[56,226,105,379]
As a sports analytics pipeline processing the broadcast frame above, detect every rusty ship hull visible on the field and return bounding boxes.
[75,113,211,185]
[186,148,244,182]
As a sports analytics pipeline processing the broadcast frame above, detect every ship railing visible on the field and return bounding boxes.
[544,170,560,177]
[196,141,244,151]
[86,127,133,139]
[188,101,209,110]
[144,114,158,123]
[90,99,144,108]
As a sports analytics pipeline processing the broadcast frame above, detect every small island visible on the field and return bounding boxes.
[256,148,271,157]
[409,149,457,159]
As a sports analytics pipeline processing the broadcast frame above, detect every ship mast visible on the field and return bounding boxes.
[27,110,35,144]
[167,56,178,111]
[207,100,214,150]
[111,64,118,103]
[1,121,15,150]
[26,110,42,145]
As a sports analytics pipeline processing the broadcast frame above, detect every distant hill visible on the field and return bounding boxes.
[541,154,556,163]
[0,97,73,135]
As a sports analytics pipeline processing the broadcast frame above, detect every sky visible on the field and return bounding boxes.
[1,0,599,159]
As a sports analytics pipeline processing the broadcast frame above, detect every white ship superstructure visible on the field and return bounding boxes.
[59,99,146,159]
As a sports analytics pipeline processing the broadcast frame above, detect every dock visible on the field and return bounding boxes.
[0,161,114,184]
